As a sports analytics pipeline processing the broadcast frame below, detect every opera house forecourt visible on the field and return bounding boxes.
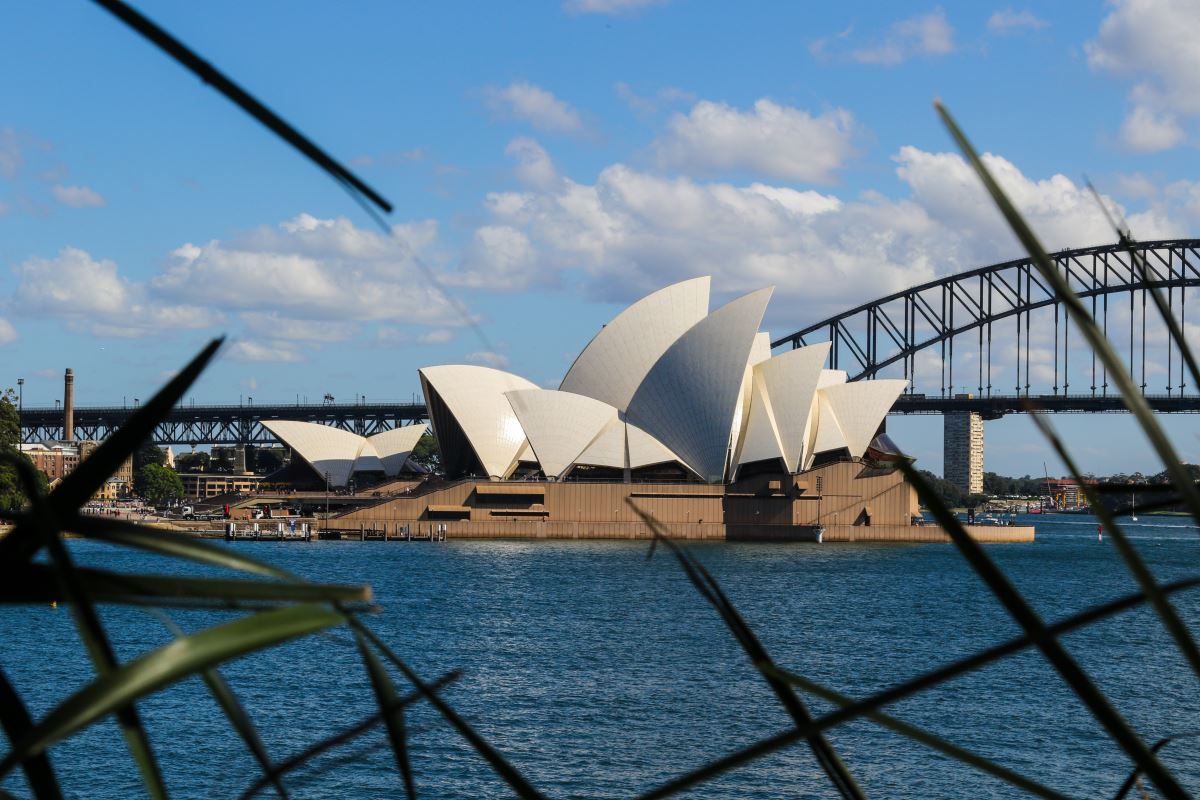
[267,278,1033,543]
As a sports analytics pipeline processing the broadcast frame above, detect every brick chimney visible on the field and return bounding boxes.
[64,368,74,442]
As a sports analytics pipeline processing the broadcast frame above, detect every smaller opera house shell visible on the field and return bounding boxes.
[320,278,923,542]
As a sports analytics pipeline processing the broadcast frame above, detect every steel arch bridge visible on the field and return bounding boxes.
[772,238,1200,416]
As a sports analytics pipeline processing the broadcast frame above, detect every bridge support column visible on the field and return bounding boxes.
[944,399,984,496]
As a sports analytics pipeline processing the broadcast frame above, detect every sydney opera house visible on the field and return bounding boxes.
[268,278,926,541]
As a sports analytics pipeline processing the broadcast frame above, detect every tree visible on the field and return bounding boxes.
[176,452,211,473]
[408,431,441,473]
[133,440,166,473]
[138,464,185,504]
[0,389,48,512]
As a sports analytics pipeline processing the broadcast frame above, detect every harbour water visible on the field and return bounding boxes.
[4,513,1200,798]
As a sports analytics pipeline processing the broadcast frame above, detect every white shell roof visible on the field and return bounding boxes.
[574,419,627,469]
[756,343,832,472]
[626,287,773,482]
[262,420,372,487]
[560,276,710,412]
[735,371,785,467]
[367,424,428,476]
[506,390,618,479]
[419,365,539,479]
[807,393,849,464]
[627,421,686,469]
[819,379,908,458]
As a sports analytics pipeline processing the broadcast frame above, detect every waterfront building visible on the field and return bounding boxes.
[261,421,427,489]
[179,472,265,499]
[19,440,133,500]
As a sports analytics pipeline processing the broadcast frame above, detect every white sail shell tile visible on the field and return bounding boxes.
[559,277,710,412]
[735,371,785,467]
[368,424,429,476]
[418,365,539,479]
[261,420,369,487]
[819,379,908,458]
[756,342,831,472]
[627,422,686,469]
[626,287,773,482]
[808,393,849,464]
[574,419,627,469]
[506,390,618,479]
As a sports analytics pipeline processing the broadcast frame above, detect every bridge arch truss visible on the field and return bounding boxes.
[773,239,1200,402]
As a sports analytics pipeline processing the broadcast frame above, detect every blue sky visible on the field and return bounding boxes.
[3,0,1200,477]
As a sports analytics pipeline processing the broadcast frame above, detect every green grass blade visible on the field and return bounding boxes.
[0,565,371,607]
[935,101,1200,545]
[148,612,287,799]
[0,604,344,780]
[237,671,460,800]
[0,339,223,568]
[53,339,223,515]
[353,632,416,799]
[631,502,865,800]
[0,668,64,800]
[1113,733,1200,800]
[899,460,1186,798]
[28,483,170,800]
[1029,412,1200,678]
[768,666,1069,800]
[66,516,293,579]
[637,575,1200,799]
[348,618,546,800]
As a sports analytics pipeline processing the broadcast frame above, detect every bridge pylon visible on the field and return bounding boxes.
[944,397,984,495]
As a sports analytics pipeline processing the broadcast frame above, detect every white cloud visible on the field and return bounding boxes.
[614,82,695,116]
[466,350,510,368]
[484,82,587,136]
[506,137,560,189]
[12,247,213,337]
[1119,105,1185,152]
[652,99,857,183]
[240,312,356,343]
[454,141,1184,332]
[51,184,105,208]
[0,318,15,346]
[1086,0,1200,151]
[563,0,666,14]
[226,340,304,363]
[153,214,463,327]
[986,9,1048,34]
[848,8,955,65]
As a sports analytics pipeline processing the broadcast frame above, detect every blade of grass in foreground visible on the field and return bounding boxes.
[1029,411,1200,679]
[0,669,63,800]
[1113,733,1200,800]
[0,338,223,569]
[638,575,1200,799]
[0,565,371,607]
[935,101,1200,571]
[0,604,344,779]
[631,502,865,800]
[900,460,1186,799]
[238,670,460,800]
[25,470,170,800]
[348,618,547,800]
[354,632,416,799]
[149,612,287,800]
[768,665,1068,799]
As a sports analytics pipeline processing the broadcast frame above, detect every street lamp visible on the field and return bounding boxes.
[325,471,331,521]
[16,378,23,447]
